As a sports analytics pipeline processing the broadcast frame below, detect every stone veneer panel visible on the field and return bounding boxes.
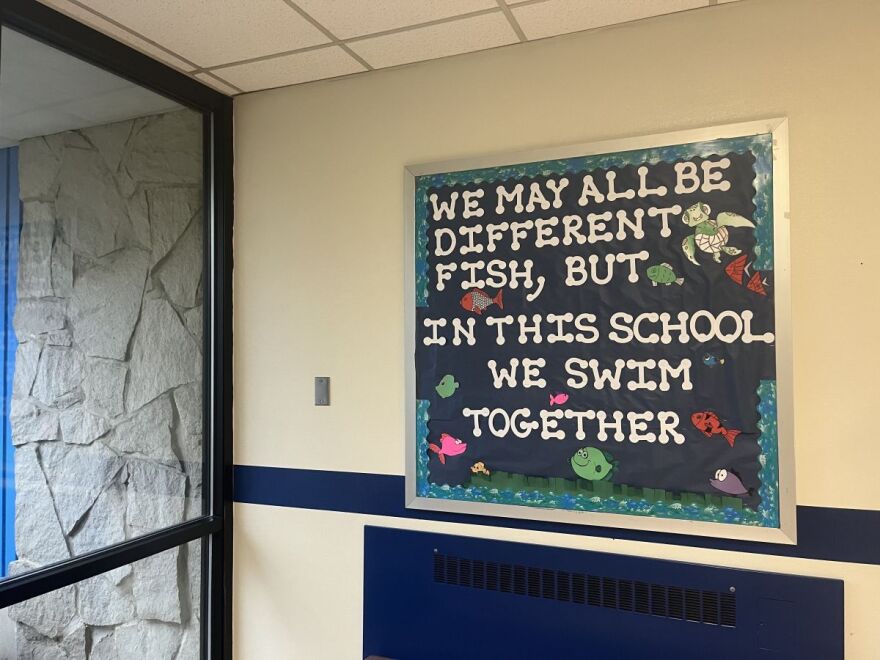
[9,109,204,660]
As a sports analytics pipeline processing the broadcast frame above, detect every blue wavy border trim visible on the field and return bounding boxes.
[415,399,431,497]
[757,380,780,527]
[749,133,774,270]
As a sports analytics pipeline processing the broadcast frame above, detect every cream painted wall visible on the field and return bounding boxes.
[233,0,880,657]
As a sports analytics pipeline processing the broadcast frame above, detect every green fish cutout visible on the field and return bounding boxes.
[570,447,617,481]
[646,263,684,286]
[435,374,459,399]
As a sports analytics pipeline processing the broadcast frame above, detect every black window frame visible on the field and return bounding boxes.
[0,2,234,658]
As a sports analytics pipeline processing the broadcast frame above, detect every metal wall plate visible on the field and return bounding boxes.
[315,377,330,406]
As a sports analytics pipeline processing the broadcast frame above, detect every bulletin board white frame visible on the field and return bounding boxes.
[404,118,795,544]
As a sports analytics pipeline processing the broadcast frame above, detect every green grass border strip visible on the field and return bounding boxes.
[468,471,742,512]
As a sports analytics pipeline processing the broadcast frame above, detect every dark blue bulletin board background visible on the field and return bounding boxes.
[412,133,781,529]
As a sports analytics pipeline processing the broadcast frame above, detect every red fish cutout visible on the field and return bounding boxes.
[691,411,741,447]
[460,288,503,315]
[725,254,771,297]
[725,254,748,285]
[747,271,768,296]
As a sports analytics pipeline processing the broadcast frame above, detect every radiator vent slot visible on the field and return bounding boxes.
[601,577,617,609]
[685,589,701,622]
[527,567,540,598]
[634,581,650,614]
[514,565,526,596]
[720,593,737,627]
[557,571,571,602]
[541,569,555,600]
[432,552,735,628]
[618,579,633,612]
[650,584,667,617]
[486,562,498,591]
[702,591,720,625]
[587,575,601,606]
[668,587,684,620]
[473,560,485,590]
[572,573,585,604]
[500,563,512,593]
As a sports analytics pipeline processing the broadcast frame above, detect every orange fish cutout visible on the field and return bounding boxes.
[470,461,491,476]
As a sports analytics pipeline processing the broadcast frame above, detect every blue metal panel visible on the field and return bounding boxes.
[0,147,20,577]
[363,527,844,660]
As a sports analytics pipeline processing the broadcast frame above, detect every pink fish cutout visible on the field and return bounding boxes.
[428,433,467,465]
[549,392,569,407]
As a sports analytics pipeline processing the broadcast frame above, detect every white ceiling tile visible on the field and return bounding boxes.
[35,0,730,92]
[38,0,194,71]
[349,12,518,70]
[295,0,498,39]
[512,0,709,41]
[212,47,366,92]
[195,73,242,96]
[64,0,331,68]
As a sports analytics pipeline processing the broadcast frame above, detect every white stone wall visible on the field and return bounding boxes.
[7,110,204,659]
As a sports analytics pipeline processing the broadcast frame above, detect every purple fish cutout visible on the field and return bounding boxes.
[709,468,749,496]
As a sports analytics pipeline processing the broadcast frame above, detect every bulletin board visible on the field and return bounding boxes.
[405,119,795,543]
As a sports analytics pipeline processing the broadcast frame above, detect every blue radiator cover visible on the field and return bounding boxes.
[363,526,843,660]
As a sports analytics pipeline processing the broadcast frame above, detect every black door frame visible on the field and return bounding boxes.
[0,2,234,658]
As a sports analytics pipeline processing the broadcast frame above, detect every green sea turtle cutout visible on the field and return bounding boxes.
[681,202,755,266]
[570,447,618,481]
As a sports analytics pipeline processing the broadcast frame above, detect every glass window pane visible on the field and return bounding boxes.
[0,540,202,659]
[0,27,206,581]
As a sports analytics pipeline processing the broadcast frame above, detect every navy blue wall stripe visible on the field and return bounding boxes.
[233,465,880,566]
